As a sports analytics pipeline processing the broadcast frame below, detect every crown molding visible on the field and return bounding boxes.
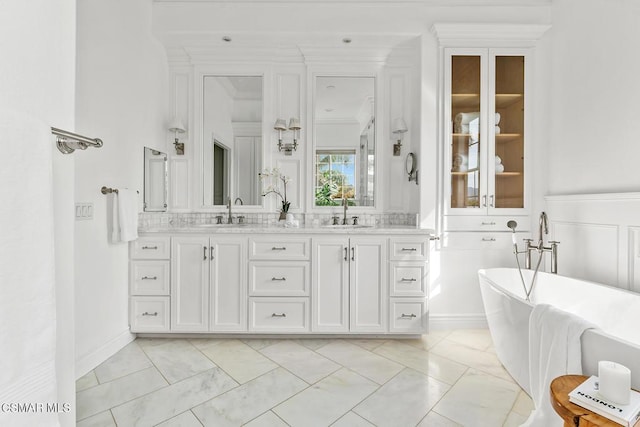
[431,23,551,47]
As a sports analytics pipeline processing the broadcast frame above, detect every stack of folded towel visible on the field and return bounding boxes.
[453,112,502,140]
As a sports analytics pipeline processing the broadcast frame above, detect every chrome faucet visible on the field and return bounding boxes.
[234,197,244,205]
[522,212,559,273]
[342,197,348,225]
[226,197,233,224]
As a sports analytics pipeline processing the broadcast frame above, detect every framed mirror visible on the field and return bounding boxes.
[313,76,376,207]
[202,75,263,207]
[143,147,168,212]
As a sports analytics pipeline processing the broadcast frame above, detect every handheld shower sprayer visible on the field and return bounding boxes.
[507,220,518,246]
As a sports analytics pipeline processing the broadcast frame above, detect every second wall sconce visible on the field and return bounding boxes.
[274,117,301,156]
[168,117,186,155]
[392,117,408,156]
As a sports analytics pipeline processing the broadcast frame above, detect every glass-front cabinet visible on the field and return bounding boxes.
[444,48,529,216]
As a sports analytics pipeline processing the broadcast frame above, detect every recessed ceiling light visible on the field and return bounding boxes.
[342,38,352,44]
[222,36,232,42]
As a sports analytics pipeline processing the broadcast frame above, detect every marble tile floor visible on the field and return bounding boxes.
[76,329,534,427]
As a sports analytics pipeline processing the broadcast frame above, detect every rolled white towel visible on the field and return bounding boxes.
[495,163,505,173]
[495,155,502,165]
[495,112,501,125]
[495,125,501,135]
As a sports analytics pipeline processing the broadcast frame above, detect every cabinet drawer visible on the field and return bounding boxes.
[131,236,170,259]
[249,237,310,260]
[249,262,310,296]
[130,261,169,295]
[443,215,530,232]
[249,297,309,332]
[390,238,428,261]
[390,262,427,297]
[130,297,170,332]
[441,232,530,250]
[389,298,428,333]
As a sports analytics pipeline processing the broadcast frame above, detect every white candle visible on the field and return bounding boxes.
[599,360,631,405]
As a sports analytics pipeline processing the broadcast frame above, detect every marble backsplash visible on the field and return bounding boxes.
[138,211,418,230]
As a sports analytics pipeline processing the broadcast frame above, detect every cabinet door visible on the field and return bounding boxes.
[312,237,349,332]
[445,49,488,215]
[489,50,528,215]
[210,236,247,331]
[171,236,209,332]
[350,236,387,332]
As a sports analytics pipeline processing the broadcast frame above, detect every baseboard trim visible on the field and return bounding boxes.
[75,329,135,380]
[429,314,488,330]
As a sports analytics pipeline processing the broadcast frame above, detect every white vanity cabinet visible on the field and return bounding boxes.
[129,236,171,332]
[130,230,430,336]
[312,236,394,333]
[171,235,247,332]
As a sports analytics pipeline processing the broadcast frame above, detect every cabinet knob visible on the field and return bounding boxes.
[141,276,157,280]
[401,278,417,282]
[481,222,496,226]
[271,277,287,281]
[141,245,158,250]
[481,237,497,242]
[271,247,287,251]
[401,247,418,252]
[271,313,287,318]
[142,311,158,317]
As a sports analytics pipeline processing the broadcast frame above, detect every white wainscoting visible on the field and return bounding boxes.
[545,193,640,292]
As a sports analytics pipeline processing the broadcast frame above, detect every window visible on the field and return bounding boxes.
[315,150,356,206]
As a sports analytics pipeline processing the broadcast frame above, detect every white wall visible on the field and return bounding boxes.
[0,1,76,425]
[75,0,169,376]
[547,0,640,195]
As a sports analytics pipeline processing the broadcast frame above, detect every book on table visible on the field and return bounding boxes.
[568,375,640,427]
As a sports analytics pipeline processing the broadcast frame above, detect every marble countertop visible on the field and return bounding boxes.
[139,224,434,235]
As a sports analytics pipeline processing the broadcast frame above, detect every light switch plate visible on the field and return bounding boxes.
[75,203,94,220]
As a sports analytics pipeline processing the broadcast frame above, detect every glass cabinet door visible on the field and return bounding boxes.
[493,55,525,209]
[450,55,483,210]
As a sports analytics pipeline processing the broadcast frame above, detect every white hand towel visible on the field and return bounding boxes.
[111,193,120,243]
[0,110,58,426]
[117,189,139,242]
[495,125,501,135]
[495,112,501,125]
[522,304,596,427]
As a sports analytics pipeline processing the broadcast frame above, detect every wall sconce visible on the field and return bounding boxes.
[274,117,301,156]
[392,117,408,156]
[168,117,186,155]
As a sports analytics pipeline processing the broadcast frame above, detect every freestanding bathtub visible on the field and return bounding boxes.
[478,268,640,396]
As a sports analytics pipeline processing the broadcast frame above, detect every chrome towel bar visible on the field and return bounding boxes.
[52,127,103,154]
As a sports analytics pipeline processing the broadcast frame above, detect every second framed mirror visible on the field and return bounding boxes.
[313,76,376,208]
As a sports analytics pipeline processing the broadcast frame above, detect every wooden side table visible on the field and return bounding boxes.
[550,375,624,427]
